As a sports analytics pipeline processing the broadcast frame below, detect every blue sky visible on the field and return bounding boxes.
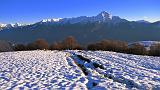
[0,0,160,24]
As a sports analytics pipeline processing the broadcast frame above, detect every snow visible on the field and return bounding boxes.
[0,11,124,30]
[99,11,112,20]
[0,50,160,89]
[129,41,160,50]
[136,20,150,23]
[42,18,62,23]
[0,50,87,89]
[68,50,160,89]
[0,24,7,28]
[40,11,113,24]
[0,23,27,30]
[133,41,160,46]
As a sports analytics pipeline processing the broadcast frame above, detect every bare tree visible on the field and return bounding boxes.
[128,43,147,55]
[27,39,49,50]
[62,36,81,50]
[149,43,160,56]
[50,42,62,50]
[87,40,128,53]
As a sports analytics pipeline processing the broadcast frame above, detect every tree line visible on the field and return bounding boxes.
[14,36,82,51]
[13,36,160,56]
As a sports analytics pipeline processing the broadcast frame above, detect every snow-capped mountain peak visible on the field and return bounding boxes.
[0,23,27,30]
[0,24,7,30]
[39,11,113,24]
[0,11,137,30]
[13,23,24,27]
[5,23,24,28]
[0,24,6,27]
[41,18,62,23]
[97,11,112,20]
[136,20,150,23]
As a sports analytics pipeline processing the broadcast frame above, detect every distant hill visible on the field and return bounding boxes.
[0,11,160,44]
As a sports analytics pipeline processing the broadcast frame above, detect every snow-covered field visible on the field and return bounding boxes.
[0,50,160,90]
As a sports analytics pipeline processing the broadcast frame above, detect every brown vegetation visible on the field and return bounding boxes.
[149,43,160,56]
[50,42,62,50]
[10,36,160,56]
[61,36,82,50]
[27,39,49,50]
[127,43,147,55]
[14,44,26,51]
[87,40,128,53]
[0,40,13,52]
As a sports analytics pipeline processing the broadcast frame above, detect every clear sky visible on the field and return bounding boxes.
[0,0,160,24]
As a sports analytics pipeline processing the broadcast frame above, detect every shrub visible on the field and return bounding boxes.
[87,40,128,53]
[87,44,97,51]
[61,36,82,50]
[26,43,37,50]
[0,40,13,52]
[14,44,26,51]
[27,39,49,50]
[149,43,160,56]
[103,40,128,53]
[50,42,63,50]
[128,43,147,55]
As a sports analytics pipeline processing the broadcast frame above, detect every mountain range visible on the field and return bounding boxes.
[0,11,160,44]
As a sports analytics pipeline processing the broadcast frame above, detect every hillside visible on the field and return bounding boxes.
[0,50,160,89]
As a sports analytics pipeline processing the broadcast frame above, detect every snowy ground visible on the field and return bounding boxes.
[0,50,160,90]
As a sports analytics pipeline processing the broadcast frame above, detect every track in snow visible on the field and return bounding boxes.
[0,50,160,90]
[70,50,160,90]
